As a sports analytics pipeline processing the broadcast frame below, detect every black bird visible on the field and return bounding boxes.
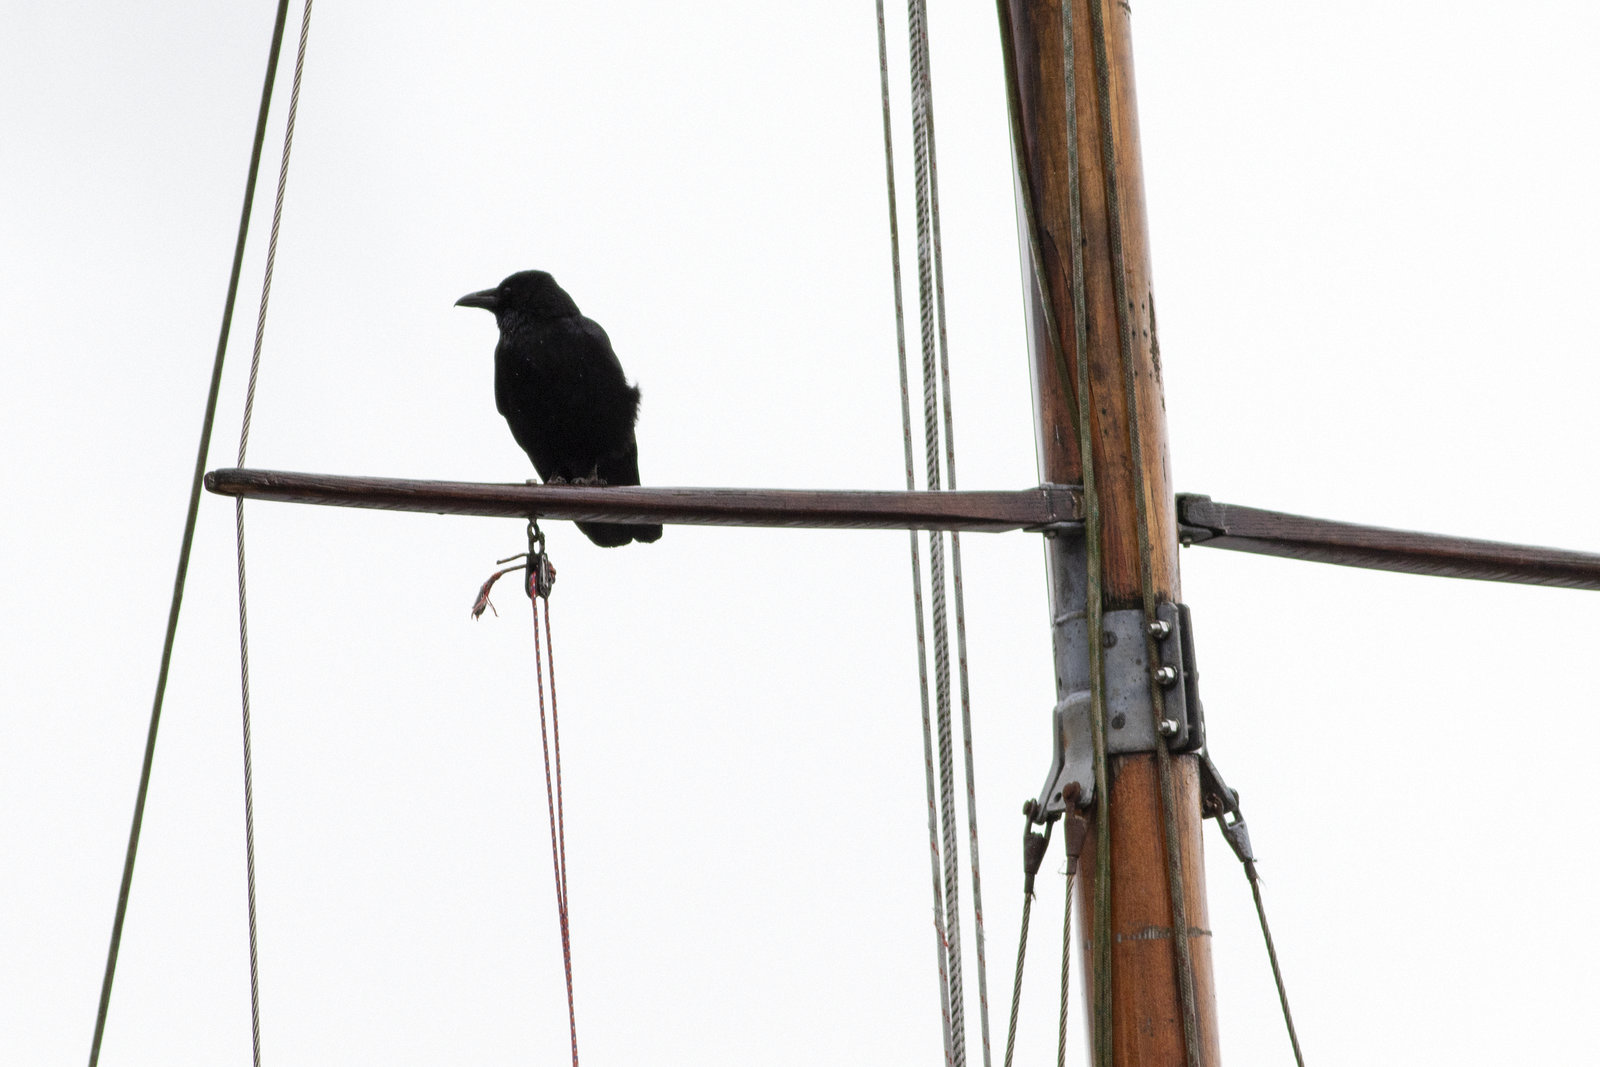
[457,270,662,547]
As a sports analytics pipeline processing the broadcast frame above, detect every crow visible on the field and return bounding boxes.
[457,270,662,547]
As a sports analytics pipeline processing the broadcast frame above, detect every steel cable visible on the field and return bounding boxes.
[231,2,316,1062]
[87,3,292,1062]
[1057,872,1075,1067]
[1249,867,1305,1065]
[1000,890,1032,1067]
[875,3,957,1060]
[904,0,992,1059]
[910,0,995,1058]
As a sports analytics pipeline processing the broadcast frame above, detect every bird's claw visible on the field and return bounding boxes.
[535,474,607,487]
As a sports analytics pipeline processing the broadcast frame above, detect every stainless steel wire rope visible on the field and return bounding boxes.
[233,1,316,1062]
[876,1,994,1061]
[1250,867,1305,1064]
[87,3,293,1062]
[1000,890,1034,1067]
[903,1,994,1062]
[874,2,958,1060]
[1056,869,1076,1067]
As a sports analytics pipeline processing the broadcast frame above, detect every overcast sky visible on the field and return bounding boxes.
[5,2,1600,1064]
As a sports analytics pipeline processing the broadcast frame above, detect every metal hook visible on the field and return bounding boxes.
[1021,799,1056,898]
[526,518,556,600]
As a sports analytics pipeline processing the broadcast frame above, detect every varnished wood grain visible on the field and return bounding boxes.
[1009,0,1178,608]
[204,468,1082,532]
[1078,757,1221,1066]
[1008,0,1219,1063]
[1180,494,1600,590]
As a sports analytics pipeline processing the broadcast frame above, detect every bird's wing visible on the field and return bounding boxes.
[571,316,628,377]
[493,351,517,418]
[594,434,642,488]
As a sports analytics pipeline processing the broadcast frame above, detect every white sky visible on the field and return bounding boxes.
[5,2,1600,1064]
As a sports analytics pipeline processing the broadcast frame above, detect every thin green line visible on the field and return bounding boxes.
[1055,2,1114,1062]
[1082,0,1202,1062]
[87,3,292,1062]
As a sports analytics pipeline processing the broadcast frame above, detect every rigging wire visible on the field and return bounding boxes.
[1249,869,1305,1065]
[1053,1,1115,1060]
[1080,0,1203,1061]
[1000,895,1034,1067]
[1002,810,1050,1067]
[1206,771,1305,1064]
[1056,871,1075,1067]
[878,3,995,1060]
[990,0,1113,1057]
[87,2,293,1062]
[232,2,316,1062]
[874,3,956,1059]
[904,0,994,1059]
[931,85,995,1067]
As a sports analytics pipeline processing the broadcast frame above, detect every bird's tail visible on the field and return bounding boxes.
[580,440,661,546]
[577,520,663,547]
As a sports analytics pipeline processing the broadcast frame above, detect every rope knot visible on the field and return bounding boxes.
[469,520,556,618]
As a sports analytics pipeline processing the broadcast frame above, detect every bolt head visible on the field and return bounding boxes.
[1147,619,1172,639]
[1158,718,1180,737]
[1154,665,1179,687]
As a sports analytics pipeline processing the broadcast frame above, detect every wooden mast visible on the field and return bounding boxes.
[1003,1,1220,1062]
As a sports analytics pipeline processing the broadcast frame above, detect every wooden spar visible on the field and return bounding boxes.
[1003,0,1221,1063]
[203,469,1600,587]
[203,468,1082,531]
[1177,495,1600,591]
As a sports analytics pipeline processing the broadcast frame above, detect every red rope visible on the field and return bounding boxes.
[531,589,577,1066]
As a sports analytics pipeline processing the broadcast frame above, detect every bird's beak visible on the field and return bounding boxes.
[455,288,499,311]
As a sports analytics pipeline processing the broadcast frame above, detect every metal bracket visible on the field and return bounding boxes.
[1021,791,1090,883]
[1177,603,1206,752]
[1034,691,1096,819]
[1198,750,1254,867]
[1033,601,1207,816]
[1032,530,1209,820]
[1100,603,1190,753]
[1020,801,1055,896]
[1175,492,1227,546]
